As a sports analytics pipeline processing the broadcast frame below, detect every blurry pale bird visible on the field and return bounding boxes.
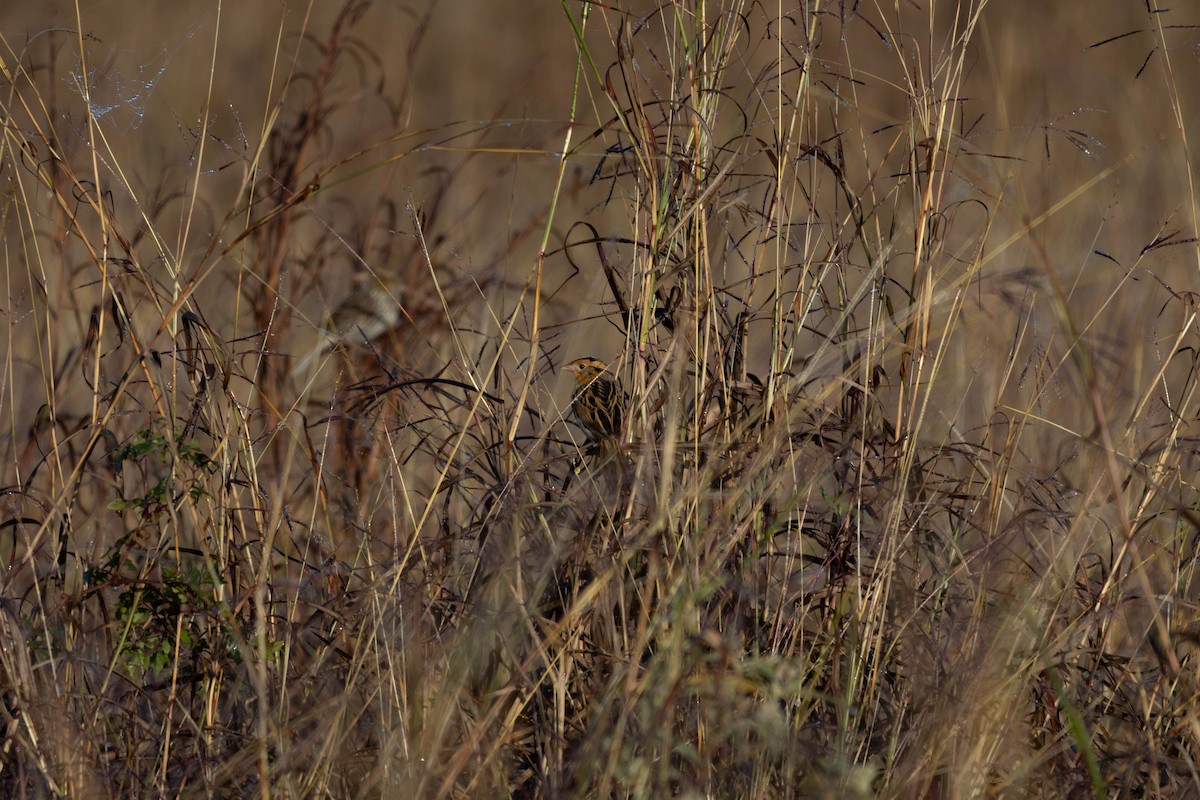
[295,275,404,374]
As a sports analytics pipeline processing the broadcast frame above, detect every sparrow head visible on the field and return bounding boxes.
[565,357,611,387]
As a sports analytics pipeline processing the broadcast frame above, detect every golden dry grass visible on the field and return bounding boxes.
[2,1,1200,797]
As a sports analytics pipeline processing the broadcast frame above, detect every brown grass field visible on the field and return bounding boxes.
[3,1,1200,797]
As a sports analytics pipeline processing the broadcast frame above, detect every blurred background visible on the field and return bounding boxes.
[4,0,1197,439]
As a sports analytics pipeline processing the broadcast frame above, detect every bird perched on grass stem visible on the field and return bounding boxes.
[565,357,625,442]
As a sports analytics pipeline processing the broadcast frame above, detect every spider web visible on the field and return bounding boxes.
[67,23,200,133]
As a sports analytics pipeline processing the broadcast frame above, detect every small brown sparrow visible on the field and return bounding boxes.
[564,357,625,441]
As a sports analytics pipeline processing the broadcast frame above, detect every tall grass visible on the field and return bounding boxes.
[2,0,1200,797]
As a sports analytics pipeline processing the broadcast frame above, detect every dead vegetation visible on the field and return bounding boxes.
[2,1,1200,797]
